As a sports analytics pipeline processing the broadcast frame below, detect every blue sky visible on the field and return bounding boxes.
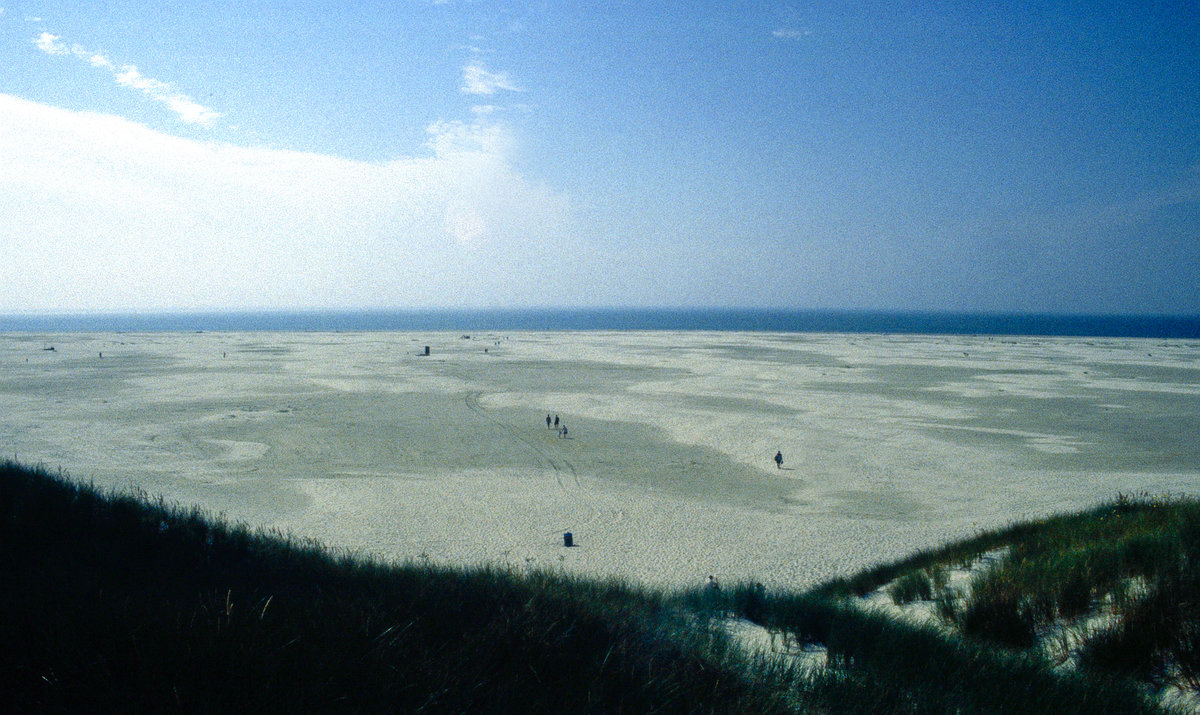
[2,1,1198,314]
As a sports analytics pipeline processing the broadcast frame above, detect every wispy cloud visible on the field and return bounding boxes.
[425,116,512,158]
[772,28,812,40]
[461,62,522,96]
[33,31,222,126]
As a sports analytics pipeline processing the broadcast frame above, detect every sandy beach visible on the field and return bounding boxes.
[2,330,1198,589]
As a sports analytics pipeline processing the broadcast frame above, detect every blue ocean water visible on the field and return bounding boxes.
[2,308,1199,338]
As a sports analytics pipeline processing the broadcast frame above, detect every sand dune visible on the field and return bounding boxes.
[2,331,1198,588]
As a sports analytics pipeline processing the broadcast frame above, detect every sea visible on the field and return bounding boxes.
[2,309,1199,338]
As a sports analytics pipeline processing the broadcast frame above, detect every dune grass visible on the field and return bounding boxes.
[956,494,1200,687]
[857,492,1200,687]
[711,494,1200,712]
[0,460,795,713]
[1,458,1188,712]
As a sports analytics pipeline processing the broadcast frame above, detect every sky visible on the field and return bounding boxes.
[2,1,1198,314]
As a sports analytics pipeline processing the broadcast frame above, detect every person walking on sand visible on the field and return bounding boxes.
[554,414,560,429]
[547,414,552,429]
[774,451,783,469]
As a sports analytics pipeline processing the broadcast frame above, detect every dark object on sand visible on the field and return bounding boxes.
[422,346,430,356]
[563,532,573,547]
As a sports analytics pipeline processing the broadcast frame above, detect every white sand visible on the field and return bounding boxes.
[2,331,1198,590]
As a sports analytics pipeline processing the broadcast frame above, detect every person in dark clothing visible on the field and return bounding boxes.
[774,451,783,469]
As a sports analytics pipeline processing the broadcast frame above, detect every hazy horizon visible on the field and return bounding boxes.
[3,3,1198,315]
[4,305,1200,318]
[4,307,1200,341]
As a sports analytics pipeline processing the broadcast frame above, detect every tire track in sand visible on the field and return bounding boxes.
[463,390,579,489]
[462,390,621,535]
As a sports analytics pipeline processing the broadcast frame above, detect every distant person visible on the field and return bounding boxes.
[774,451,783,469]
[547,414,552,429]
[705,574,722,612]
[560,425,568,439]
[554,415,560,429]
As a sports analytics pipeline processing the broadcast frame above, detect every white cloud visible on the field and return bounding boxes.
[35,31,68,54]
[772,28,811,40]
[86,53,113,68]
[113,65,163,91]
[32,31,222,126]
[461,62,522,95]
[0,94,572,311]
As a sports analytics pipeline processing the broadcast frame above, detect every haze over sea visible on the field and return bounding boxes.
[3,309,1200,338]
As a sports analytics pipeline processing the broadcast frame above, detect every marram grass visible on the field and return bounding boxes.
[1,459,1187,713]
[0,460,794,713]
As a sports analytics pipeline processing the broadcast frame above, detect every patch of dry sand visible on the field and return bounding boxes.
[2,331,1198,589]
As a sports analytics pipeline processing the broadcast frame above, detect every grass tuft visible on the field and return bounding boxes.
[887,569,934,605]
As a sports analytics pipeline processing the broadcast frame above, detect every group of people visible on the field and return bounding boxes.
[545,413,568,438]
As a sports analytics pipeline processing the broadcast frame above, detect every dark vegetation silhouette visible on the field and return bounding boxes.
[1,459,1189,713]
